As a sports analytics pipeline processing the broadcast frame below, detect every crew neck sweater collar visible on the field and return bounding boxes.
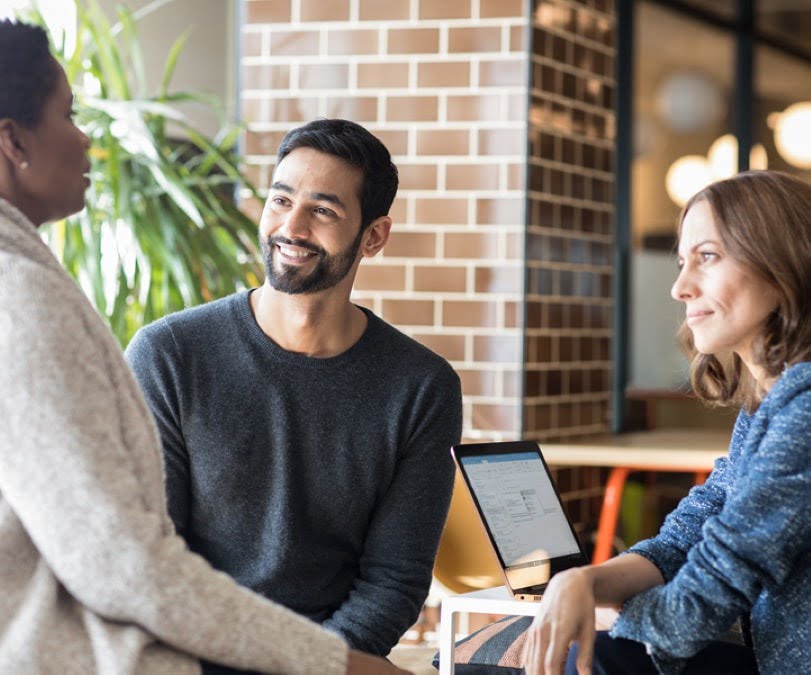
[234,289,378,369]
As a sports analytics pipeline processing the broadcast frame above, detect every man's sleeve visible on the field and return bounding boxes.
[611,393,811,672]
[125,321,191,536]
[322,365,463,655]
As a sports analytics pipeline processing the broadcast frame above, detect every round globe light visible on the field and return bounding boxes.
[707,134,769,179]
[750,142,768,171]
[707,134,737,179]
[774,102,811,169]
[665,155,713,207]
[655,71,723,133]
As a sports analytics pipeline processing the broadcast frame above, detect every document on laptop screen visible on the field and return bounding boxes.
[460,452,581,567]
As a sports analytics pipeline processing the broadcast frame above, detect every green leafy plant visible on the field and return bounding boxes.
[26,0,262,346]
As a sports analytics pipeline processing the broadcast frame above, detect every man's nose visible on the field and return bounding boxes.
[281,206,311,239]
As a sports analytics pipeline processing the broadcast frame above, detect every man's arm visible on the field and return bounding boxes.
[125,320,191,537]
[322,366,463,655]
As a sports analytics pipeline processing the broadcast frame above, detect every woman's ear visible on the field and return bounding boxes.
[361,216,392,258]
[0,119,27,167]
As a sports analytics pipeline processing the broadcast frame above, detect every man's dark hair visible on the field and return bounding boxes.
[0,20,58,128]
[276,118,399,230]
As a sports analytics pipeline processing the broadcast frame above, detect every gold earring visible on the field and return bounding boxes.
[20,161,29,170]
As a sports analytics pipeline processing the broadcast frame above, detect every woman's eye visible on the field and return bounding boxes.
[699,251,717,262]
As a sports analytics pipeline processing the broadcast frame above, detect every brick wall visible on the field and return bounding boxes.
[525,0,616,526]
[240,0,616,530]
[241,0,530,442]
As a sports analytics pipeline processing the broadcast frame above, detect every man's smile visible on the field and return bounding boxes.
[275,242,318,264]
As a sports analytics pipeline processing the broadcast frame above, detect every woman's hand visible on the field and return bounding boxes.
[522,567,597,675]
[346,649,412,675]
[522,554,663,675]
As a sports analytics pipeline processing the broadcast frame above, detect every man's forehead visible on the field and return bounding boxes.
[273,146,358,175]
[271,147,363,203]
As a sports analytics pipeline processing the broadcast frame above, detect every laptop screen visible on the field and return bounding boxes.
[458,451,581,568]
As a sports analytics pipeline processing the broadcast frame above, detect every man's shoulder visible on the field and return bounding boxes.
[364,309,459,381]
[126,291,249,369]
[163,291,245,327]
[138,292,247,342]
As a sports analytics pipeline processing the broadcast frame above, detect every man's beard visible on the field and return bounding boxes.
[261,226,365,295]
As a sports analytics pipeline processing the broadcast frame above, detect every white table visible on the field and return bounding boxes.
[439,586,619,675]
[438,586,537,675]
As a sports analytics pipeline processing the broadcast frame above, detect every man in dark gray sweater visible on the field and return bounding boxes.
[125,119,462,667]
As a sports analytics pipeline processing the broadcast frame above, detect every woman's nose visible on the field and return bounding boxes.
[671,267,695,302]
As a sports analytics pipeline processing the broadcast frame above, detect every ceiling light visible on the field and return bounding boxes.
[655,71,723,133]
[665,155,713,207]
[707,134,768,180]
[773,102,811,169]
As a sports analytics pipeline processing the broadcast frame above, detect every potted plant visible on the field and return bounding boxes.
[24,0,262,346]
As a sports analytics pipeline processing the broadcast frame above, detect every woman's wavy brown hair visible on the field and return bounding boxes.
[677,170,811,411]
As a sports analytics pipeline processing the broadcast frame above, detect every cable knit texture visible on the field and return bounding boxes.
[611,361,811,674]
[0,198,348,675]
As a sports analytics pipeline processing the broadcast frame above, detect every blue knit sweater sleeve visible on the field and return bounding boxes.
[611,364,811,674]
[625,411,749,582]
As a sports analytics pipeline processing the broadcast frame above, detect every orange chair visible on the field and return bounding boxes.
[433,470,503,594]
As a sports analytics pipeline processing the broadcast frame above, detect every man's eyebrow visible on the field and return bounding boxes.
[269,181,294,194]
[270,182,347,210]
[309,191,346,210]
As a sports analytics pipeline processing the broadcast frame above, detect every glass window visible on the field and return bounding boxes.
[757,3,811,57]
[0,0,26,18]
[629,1,734,391]
[0,0,76,53]
[676,0,736,22]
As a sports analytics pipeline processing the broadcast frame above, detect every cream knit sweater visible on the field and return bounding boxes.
[0,198,348,675]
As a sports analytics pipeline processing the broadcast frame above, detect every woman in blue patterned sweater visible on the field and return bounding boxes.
[524,170,811,675]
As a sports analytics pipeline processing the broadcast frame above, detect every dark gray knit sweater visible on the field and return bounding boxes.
[125,291,462,657]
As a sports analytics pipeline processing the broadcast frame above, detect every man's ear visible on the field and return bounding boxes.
[0,119,26,166]
[361,216,392,258]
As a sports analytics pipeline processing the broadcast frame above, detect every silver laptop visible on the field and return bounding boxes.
[451,441,587,601]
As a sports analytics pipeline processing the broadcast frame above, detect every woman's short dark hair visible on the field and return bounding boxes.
[677,170,811,410]
[0,19,58,128]
[276,118,399,230]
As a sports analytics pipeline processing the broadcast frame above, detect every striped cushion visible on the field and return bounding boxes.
[432,615,532,674]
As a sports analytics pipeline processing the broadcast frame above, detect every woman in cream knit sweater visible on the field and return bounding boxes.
[0,19,407,675]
